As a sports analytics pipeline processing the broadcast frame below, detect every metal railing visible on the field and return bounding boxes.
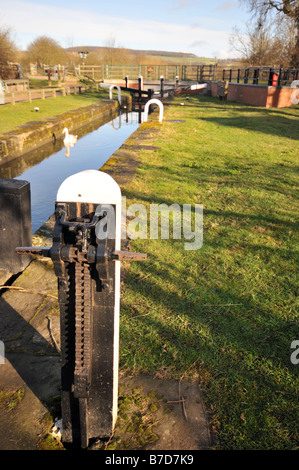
[222,67,299,86]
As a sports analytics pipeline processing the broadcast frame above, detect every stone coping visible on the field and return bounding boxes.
[0,99,127,164]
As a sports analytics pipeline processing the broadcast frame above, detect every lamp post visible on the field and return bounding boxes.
[78,51,89,66]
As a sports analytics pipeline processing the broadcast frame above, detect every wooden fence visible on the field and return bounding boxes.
[77,64,219,82]
[4,84,91,105]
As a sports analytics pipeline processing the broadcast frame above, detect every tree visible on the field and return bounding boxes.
[0,27,17,78]
[102,36,131,64]
[240,0,299,66]
[27,36,68,67]
[230,15,296,66]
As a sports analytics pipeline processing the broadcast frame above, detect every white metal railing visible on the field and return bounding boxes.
[109,85,121,104]
[144,99,164,123]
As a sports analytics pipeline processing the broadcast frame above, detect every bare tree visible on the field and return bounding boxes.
[230,14,296,66]
[240,0,299,66]
[102,36,131,64]
[26,36,68,67]
[0,27,17,78]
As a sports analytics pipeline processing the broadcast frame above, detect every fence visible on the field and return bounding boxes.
[222,67,299,87]
[4,84,90,105]
[77,64,218,82]
[2,79,29,92]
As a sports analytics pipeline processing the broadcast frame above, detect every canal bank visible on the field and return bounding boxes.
[0,101,212,451]
[0,98,131,164]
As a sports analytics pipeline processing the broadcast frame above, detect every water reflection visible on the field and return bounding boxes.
[111,113,121,130]
[0,110,142,233]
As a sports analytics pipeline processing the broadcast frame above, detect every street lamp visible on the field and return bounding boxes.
[78,51,89,65]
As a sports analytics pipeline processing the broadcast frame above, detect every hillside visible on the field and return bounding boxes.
[66,46,198,59]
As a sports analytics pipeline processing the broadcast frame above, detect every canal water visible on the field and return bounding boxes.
[0,111,142,233]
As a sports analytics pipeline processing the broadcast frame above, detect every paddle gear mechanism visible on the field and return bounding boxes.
[16,170,146,448]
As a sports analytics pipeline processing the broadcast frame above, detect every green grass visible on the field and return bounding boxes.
[0,89,111,134]
[0,388,25,412]
[28,78,53,88]
[119,95,299,449]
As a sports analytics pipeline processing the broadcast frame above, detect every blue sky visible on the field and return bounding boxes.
[1,0,252,58]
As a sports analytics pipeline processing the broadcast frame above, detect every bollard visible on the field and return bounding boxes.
[16,170,146,448]
[160,75,164,99]
[0,179,32,281]
[138,75,143,91]
[0,81,5,105]
[138,76,142,102]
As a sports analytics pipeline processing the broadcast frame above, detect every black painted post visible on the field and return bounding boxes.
[124,75,128,89]
[160,75,164,99]
[277,68,282,87]
[244,68,249,84]
[138,76,142,102]
[0,179,32,281]
[268,68,273,86]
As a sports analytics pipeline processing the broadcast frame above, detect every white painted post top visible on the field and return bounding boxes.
[56,169,121,205]
[290,80,299,88]
[56,170,122,250]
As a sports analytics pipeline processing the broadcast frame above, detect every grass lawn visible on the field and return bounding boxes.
[119,95,299,449]
[0,89,112,134]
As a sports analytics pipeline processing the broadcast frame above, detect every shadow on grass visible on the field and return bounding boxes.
[120,176,298,448]
[201,114,299,141]
[123,187,298,230]
[171,94,299,141]
[120,241,298,445]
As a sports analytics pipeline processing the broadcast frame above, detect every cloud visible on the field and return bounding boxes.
[215,1,238,11]
[189,40,208,48]
[212,49,235,59]
[168,0,195,10]
[3,0,234,58]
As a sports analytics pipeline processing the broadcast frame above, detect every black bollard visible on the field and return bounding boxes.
[160,75,164,99]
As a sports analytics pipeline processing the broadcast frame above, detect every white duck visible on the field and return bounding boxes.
[62,127,77,147]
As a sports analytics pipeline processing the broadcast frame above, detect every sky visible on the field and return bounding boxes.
[1,0,252,59]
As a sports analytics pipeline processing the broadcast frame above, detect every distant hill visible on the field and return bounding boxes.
[66,46,198,59]
[66,46,240,67]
